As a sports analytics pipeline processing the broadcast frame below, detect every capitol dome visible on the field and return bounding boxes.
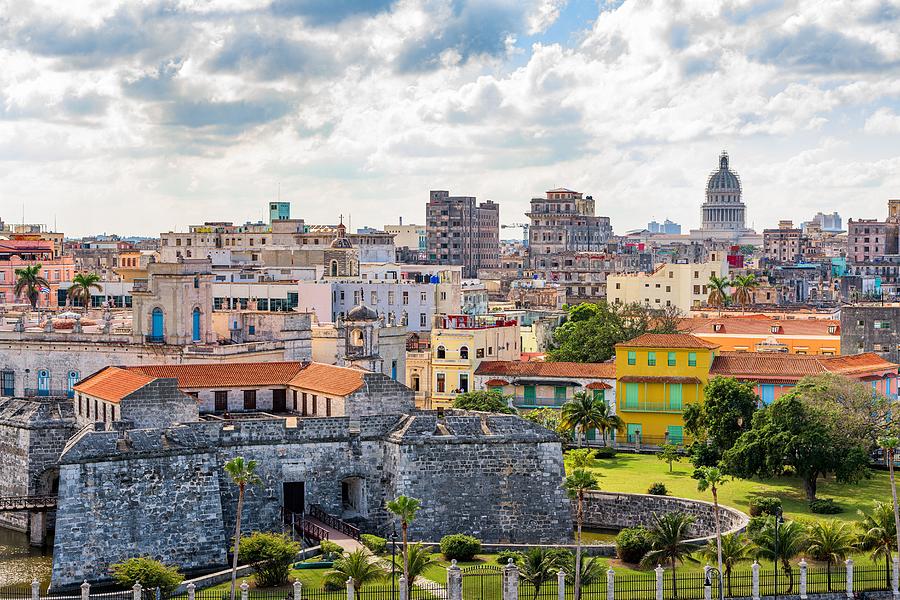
[347,304,378,321]
[699,150,747,234]
[706,152,741,192]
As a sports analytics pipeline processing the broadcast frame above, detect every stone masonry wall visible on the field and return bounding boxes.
[119,378,199,429]
[582,491,749,541]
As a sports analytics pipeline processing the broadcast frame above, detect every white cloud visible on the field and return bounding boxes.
[864,107,900,134]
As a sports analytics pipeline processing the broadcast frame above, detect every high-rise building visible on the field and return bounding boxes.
[648,219,682,234]
[804,211,842,233]
[763,220,805,265]
[526,188,612,257]
[269,201,290,223]
[846,218,899,263]
[425,190,499,278]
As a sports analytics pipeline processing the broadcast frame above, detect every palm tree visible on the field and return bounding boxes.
[730,274,759,309]
[563,555,606,587]
[707,274,730,309]
[68,272,102,312]
[879,437,900,566]
[326,548,386,592]
[518,547,561,600]
[404,543,439,595]
[224,457,261,600]
[561,392,603,447]
[593,397,624,446]
[701,533,748,597]
[806,520,855,591]
[640,513,698,598]
[857,501,897,588]
[564,469,598,600]
[696,467,727,584]
[386,495,421,590]
[751,519,807,594]
[14,265,49,309]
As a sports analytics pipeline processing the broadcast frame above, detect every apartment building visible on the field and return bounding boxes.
[425,190,499,277]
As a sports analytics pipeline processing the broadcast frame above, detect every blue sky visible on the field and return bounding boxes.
[1,0,899,237]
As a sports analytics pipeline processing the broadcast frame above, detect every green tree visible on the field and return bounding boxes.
[593,397,624,446]
[325,548,386,592]
[696,466,727,580]
[14,264,49,309]
[640,513,698,599]
[564,469,598,600]
[561,392,603,447]
[68,272,102,310]
[683,376,757,464]
[547,302,662,363]
[656,444,681,473]
[806,520,856,591]
[452,390,515,413]
[562,555,606,587]
[857,502,897,588]
[236,532,301,587]
[523,407,565,435]
[386,495,422,589]
[404,544,439,596]
[706,274,730,309]
[109,557,183,596]
[724,374,889,501]
[879,436,900,566]
[700,533,748,597]
[751,519,807,594]
[517,547,562,600]
[223,458,261,600]
[729,274,759,308]
[567,448,594,469]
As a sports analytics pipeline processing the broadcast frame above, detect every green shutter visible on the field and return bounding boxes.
[688,352,697,367]
[627,351,636,365]
[592,389,605,402]
[625,383,639,408]
[554,386,567,405]
[524,385,536,403]
[647,352,656,366]
[668,352,676,366]
[666,426,683,445]
[627,423,642,442]
[669,384,683,410]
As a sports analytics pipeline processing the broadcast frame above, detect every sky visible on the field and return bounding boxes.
[1,0,900,238]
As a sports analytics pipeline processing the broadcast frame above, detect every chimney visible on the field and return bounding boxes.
[400,216,403,226]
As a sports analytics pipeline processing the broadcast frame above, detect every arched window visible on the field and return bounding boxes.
[351,329,365,347]
[459,346,469,360]
[151,307,164,341]
[37,369,50,397]
[192,307,201,342]
[330,260,339,277]
[67,371,80,399]
[436,345,446,359]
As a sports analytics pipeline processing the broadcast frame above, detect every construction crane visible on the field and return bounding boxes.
[501,223,530,246]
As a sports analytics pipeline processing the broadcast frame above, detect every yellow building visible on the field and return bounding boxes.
[428,314,521,407]
[614,333,719,445]
[606,258,728,312]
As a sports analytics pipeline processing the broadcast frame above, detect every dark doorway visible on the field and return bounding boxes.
[283,482,305,518]
[272,389,287,412]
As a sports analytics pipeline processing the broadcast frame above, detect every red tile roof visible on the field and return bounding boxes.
[74,366,156,403]
[474,361,616,379]
[616,333,719,350]
[126,362,306,388]
[680,315,840,337]
[710,352,897,381]
[585,381,613,390]
[288,363,366,397]
[483,379,510,386]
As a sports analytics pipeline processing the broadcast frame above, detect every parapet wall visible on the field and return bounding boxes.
[582,491,749,542]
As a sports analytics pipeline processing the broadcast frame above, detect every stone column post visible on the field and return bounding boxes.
[893,555,899,599]
[31,579,40,600]
[751,561,760,600]
[503,560,519,600]
[703,565,712,600]
[846,558,853,599]
[447,560,462,600]
[607,568,615,600]
[293,581,302,600]
[130,583,139,600]
[241,580,249,600]
[655,565,664,600]
[347,578,356,600]
[399,577,407,600]
[187,583,196,600]
[799,559,808,600]
[557,569,566,600]
[81,582,90,600]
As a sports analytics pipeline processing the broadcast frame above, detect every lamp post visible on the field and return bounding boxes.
[774,507,784,600]
[704,567,725,600]
[391,528,398,600]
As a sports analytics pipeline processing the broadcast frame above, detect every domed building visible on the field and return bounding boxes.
[324,219,359,277]
[690,151,759,243]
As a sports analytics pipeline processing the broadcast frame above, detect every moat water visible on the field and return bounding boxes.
[0,527,52,589]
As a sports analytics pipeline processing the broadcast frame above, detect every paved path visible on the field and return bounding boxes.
[306,516,364,553]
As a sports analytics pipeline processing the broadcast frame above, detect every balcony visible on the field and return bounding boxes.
[619,400,683,413]
[145,335,166,344]
[511,396,567,408]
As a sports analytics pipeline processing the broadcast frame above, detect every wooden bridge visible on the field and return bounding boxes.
[0,495,57,512]
[286,504,363,553]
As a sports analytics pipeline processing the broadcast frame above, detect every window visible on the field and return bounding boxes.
[647,352,656,366]
[420,313,427,327]
[326,397,332,417]
[312,394,318,414]
[875,321,892,330]
[476,348,485,358]
[214,391,228,412]
[624,383,639,408]
[436,373,446,393]
[668,384,683,410]
[668,352,676,367]
[1,371,13,396]
[402,291,409,305]
[460,346,469,360]
[459,374,469,393]
[627,351,636,366]
[421,291,427,302]
[67,371,80,398]
[243,390,256,410]
[436,345,446,359]
[37,369,50,396]
[688,352,697,367]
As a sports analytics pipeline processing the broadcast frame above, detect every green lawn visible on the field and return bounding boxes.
[575,452,893,523]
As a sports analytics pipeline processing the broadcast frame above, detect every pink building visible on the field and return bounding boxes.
[0,240,75,307]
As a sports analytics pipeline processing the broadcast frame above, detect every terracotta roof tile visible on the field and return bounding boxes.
[125,362,307,388]
[680,316,840,337]
[74,366,156,403]
[585,381,612,390]
[710,352,897,381]
[616,333,719,350]
[483,379,510,386]
[288,363,366,397]
[475,361,615,379]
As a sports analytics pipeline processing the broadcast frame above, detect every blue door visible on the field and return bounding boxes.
[761,384,775,405]
[37,370,50,397]
[67,371,80,399]
[151,308,164,340]
[192,308,201,342]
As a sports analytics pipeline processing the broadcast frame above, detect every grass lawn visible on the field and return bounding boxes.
[575,452,893,523]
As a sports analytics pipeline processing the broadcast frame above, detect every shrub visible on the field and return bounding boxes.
[688,442,720,469]
[647,482,668,496]
[238,532,302,588]
[615,527,653,564]
[440,534,482,561]
[746,515,774,537]
[495,550,522,565]
[320,540,344,559]
[749,496,782,517]
[360,534,387,555]
[323,579,344,591]
[546,548,572,566]
[109,557,182,596]
[809,498,843,514]
[594,447,617,459]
